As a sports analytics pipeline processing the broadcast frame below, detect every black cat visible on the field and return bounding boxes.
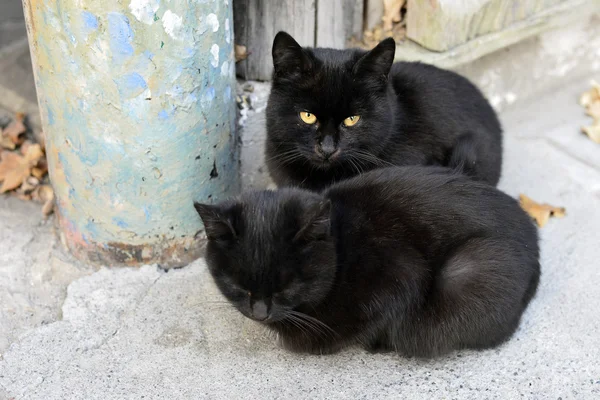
[266,32,503,191]
[194,166,539,357]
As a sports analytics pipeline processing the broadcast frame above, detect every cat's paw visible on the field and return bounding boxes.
[266,182,278,191]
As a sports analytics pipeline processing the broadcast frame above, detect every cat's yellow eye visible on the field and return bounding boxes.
[299,111,317,125]
[343,115,361,127]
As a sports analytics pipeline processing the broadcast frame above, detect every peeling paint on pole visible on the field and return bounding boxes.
[22,0,240,267]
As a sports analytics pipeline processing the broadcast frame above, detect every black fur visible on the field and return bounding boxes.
[266,31,503,191]
[194,167,539,357]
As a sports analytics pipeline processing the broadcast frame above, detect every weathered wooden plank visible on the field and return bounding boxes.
[365,0,384,30]
[316,0,364,48]
[234,0,316,81]
[406,0,566,51]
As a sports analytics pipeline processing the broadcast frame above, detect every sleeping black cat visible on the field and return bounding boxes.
[194,167,539,357]
[266,32,503,191]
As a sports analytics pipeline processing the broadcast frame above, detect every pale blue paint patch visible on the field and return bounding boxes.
[58,153,70,185]
[158,110,169,120]
[112,217,129,228]
[143,206,152,222]
[84,220,99,239]
[223,86,231,103]
[80,12,98,42]
[63,105,99,166]
[114,72,148,98]
[55,1,77,45]
[200,87,215,108]
[46,105,55,125]
[185,47,195,57]
[143,50,154,60]
[81,11,98,30]
[107,13,134,64]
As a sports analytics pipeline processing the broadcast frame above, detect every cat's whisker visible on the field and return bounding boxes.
[267,150,306,167]
[265,149,300,163]
[284,314,312,338]
[288,311,339,339]
[347,155,366,175]
[352,150,395,168]
[345,156,362,176]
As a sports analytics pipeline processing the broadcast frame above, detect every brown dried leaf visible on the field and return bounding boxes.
[349,21,405,50]
[32,167,47,179]
[0,144,44,193]
[519,194,566,228]
[37,185,55,216]
[20,176,40,194]
[2,112,27,145]
[36,184,54,202]
[0,135,16,150]
[582,124,600,144]
[235,44,248,62]
[586,100,600,122]
[382,0,406,31]
[579,80,600,107]
[20,140,32,155]
[0,151,23,192]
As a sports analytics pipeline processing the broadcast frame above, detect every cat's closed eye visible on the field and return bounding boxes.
[299,111,317,125]
[343,115,360,127]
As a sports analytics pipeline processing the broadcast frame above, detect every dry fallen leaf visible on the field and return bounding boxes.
[20,139,34,155]
[579,81,600,144]
[382,0,406,31]
[582,125,600,144]
[32,165,48,179]
[579,80,600,107]
[0,135,16,150]
[36,184,55,216]
[235,44,248,62]
[2,112,27,145]
[0,144,44,193]
[19,176,40,194]
[586,100,600,121]
[519,194,566,227]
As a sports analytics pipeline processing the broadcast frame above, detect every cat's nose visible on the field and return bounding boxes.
[251,300,269,321]
[317,136,338,159]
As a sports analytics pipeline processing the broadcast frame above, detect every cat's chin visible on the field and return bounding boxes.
[310,158,339,170]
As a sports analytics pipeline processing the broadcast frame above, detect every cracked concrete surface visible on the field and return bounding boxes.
[0,196,94,353]
[1,78,600,399]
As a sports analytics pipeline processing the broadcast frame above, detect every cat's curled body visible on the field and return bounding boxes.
[194,167,540,357]
[266,32,503,191]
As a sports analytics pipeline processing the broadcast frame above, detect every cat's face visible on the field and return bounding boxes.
[266,32,396,171]
[194,190,336,324]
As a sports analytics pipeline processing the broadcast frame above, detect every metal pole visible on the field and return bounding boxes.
[22,0,239,267]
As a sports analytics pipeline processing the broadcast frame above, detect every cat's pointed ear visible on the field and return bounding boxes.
[272,31,313,78]
[194,202,237,243]
[353,37,396,84]
[294,200,332,242]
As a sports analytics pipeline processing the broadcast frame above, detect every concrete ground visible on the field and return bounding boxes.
[1,1,600,397]
[1,77,600,399]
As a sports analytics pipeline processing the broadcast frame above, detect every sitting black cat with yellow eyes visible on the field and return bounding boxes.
[266,32,503,191]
